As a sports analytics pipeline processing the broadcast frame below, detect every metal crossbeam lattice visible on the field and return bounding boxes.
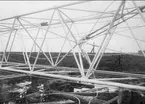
[0,0,145,91]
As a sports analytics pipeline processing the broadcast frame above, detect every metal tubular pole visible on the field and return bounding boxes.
[132,1,145,23]
[114,32,145,43]
[79,44,91,65]
[57,10,84,77]
[58,9,86,69]
[55,45,76,66]
[2,67,145,91]
[19,14,141,58]
[0,37,7,64]
[123,20,145,57]
[78,49,84,71]
[82,0,115,41]
[59,9,89,70]
[21,14,139,66]
[17,24,28,65]
[57,9,78,43]
[22,17,60,21]
[22,51,27,64]
[89,12,138,39]
[19,34,27,64]
[61,7,115,14]
[19,8,138,42]
[1,2,140,69]
[86,32,109,77]
[87,9,137,38]
[57,9,85,77]
[1,18,16,65]
[89,2,126,77]
[77,45,85,72]
[19,19,99,60]
[90,13,122,76]
[40,28,54,66]
[20,19,54,66]
[0,24,11,28]
[66,9,138,61]
[20,18,76,67]
[0,1,88,21]
[19,30,32,71]
[54,23,74,66]
[28,28,40,58]
[4,61,145,78]
[20,9,139,43]
[6,10,140,31]
[0,7,142,34]
[32,10,55,71]
[76,2,106,65]
[58,9,74,22]
[74,22,92,65]
[55,45,79,67]
[6,30,17,61]
[72,23,85,72]
[87,3,125,77]
[86,0,125,77]
[89,25,119,78]
[73,52,85,77]
[54,38,67,66]
[59,9,92,65]
[22,14,112,29]
[122,2,145,57]
[17,18,53,66]
[121,2,125,16]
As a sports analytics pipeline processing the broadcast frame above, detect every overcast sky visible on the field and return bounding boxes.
[0,1,145,53]
[0,1,76,19]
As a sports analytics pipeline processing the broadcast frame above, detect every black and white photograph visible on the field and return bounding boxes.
[0,0,145,104]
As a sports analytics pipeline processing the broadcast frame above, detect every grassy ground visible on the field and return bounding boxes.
[5,52,145,73]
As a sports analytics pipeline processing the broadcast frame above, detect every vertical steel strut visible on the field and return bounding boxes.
[57,9,85,77]
[86,0,126,78]
[1,18,16,65]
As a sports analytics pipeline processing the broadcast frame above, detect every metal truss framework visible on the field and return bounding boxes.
[0,0,145,91]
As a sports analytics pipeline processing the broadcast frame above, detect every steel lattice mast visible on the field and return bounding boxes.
[0,0,145,91]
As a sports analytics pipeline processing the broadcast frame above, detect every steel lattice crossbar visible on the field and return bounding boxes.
[0,0,145,91]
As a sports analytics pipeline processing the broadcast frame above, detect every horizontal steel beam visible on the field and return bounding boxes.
[96,77,138,81]
[4,61,145,79]
[1,66,145,91]
[0,1,88,21]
